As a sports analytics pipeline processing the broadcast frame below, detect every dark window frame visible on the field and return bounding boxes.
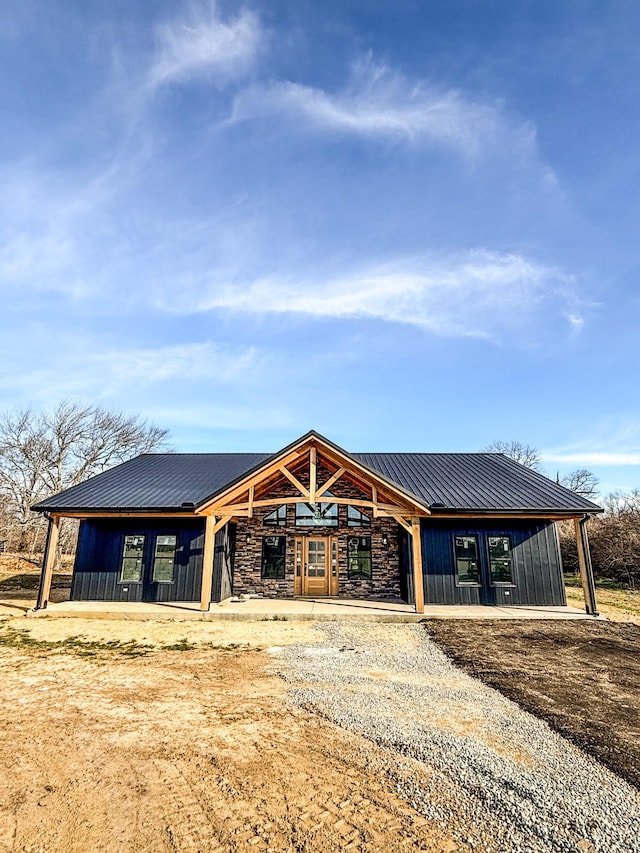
[453,534,481,586]
[119,533,146,584]
[347,535,372,580]
[295,501,338,527]
[261,535,287,579]
[264,505,287,527]
[347,505,372,528]
[487,534,515,586]
[152,533,178,584]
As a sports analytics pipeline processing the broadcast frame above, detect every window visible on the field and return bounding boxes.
[347,505,371,527]
[295,502,338,527]
[347,535,372,580]
[120,534,145,582]
[488,536,513,584]
[152,534,177,583]
[264,505,287,526]
[262,536,286,579]
[454,535,480,585]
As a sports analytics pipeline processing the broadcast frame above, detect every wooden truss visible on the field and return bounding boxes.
[196,437,430,613]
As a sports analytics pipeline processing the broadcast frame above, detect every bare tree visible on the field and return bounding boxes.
[0,402,170,551]
[559,468,599,499]
[602,489,640,517]
[559,488,640,587]
[483,439,543,471]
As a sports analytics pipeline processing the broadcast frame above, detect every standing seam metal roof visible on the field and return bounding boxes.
[353,453,600,512]
[32,448,601,514]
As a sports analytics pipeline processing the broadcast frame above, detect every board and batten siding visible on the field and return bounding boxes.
[420,519,566,606]
[71,518,230,603]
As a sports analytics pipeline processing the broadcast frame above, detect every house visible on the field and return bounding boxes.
[31,431,602,614]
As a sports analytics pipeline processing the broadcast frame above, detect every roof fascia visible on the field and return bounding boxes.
[34,508,200,518]
[426,509,603,519]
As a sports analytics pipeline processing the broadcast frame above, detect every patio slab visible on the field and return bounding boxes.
[23,598,595,622]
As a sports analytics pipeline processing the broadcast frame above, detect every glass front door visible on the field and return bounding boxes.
[303,538,329,595]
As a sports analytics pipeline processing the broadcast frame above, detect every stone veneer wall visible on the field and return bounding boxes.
[231,460,403,599]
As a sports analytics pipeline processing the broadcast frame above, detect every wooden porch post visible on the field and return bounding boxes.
[574,516,599,616]
[200,515,217,612]
[411,517,425,614]
[35,514,60,610]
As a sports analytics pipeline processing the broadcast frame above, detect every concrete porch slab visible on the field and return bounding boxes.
[24,598,595,622]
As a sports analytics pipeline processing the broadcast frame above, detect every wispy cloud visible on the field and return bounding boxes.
[147,1,263,90]
[186,250,581,340]
[230,58,538,160]
[543,452,640,466]
[0,231,74,282]
[146,403,291,433]
[542,421,640,468]
[0,341,262,403]
[94,342,259,386]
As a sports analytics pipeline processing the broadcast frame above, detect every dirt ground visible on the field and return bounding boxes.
[2,553,639,849]
[0,616,465,853]
[427,619,640,789]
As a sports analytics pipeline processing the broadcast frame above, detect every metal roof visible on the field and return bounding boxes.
[33,440,601,515]
[353,452,601,513]
[33,453,271,512]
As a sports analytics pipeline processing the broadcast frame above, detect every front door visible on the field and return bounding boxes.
[304,538,329,595]
[294,537,339,595]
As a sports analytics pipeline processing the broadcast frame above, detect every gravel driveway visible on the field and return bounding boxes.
[269,622,640,853]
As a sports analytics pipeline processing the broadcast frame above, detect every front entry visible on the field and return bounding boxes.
[295,537,339,596]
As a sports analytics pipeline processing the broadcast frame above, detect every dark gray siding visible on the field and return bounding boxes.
[421,520,566,606]
[397,527,414,606]
[211,522,236,603]
[71,519,207,602]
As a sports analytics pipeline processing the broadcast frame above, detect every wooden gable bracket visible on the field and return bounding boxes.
[384,513,412,535]
[316,444,429,518]
[316,466,346,499]
[198,446,309,513]
[278,465,310,499]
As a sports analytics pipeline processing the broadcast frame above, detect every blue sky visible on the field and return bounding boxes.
[2,0,640,496]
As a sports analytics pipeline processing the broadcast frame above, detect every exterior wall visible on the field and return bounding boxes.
[421,519,566,606]
[71,518,219,602]
[69,514,566,606]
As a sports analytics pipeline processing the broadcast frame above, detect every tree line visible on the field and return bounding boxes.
[0,402,169,554]
[484,439,639,587]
